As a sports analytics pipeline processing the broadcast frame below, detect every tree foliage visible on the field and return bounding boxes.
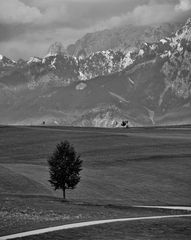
[121,120,129,128]
[48,140,83,199]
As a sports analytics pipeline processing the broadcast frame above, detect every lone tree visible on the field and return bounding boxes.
[48,140,83,199]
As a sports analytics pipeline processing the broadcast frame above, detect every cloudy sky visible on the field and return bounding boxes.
[0,0,190,60]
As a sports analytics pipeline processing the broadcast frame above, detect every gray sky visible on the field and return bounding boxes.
[0,0,190,60]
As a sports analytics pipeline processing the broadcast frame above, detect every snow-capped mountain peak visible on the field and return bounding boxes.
[45,42,67,58]
[175,17,191,42]
[45,52,58,58]
[185,17,191,27]
[0,55,16,66]
[27,57,42,64]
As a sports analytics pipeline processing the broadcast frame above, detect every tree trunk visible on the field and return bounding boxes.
[63,188,66,199]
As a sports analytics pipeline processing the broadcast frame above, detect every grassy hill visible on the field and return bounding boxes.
[0,126,190,205]
[0,126,190,237]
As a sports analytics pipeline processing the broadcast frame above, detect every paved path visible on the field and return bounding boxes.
[1,214,191,240]
[135,206,191,211]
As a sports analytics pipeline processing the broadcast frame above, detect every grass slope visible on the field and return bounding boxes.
[0,126,190,205]
[0,126,190,236]
[0,165,51,195]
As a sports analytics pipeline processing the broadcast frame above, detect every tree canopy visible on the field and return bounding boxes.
[48,140,83,199]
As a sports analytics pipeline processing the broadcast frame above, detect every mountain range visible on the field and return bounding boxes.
[67,22,180,58]
[0,18,191,127]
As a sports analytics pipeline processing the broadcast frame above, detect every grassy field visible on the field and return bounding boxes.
[2,194,185,237]
[0,126,191,236]
[0,126,190,204]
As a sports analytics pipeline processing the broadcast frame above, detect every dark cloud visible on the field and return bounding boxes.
[0,24,29,42]
[0,0,190,59]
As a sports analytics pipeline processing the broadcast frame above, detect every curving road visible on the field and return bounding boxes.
[135,206,191,211]
[0,214,191,240]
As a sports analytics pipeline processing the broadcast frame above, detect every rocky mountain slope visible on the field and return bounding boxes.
[67,23,180,58]
[0,19,191,127]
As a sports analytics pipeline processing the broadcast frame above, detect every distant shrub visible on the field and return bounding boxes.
[121,120,129,128]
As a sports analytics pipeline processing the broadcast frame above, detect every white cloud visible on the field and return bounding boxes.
[96,0,191,28]
[175,0,191,11]
[97,2,175,28]
[0,0,190,60]
[0,0,41,24]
